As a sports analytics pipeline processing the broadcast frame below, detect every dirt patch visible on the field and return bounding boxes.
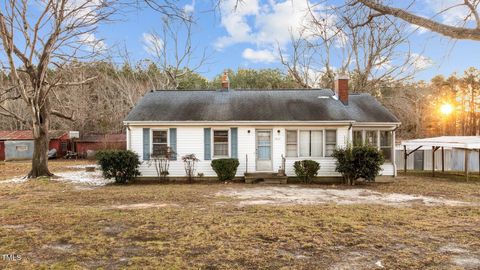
[439,244,480,269]
[217,186,475,206]
[106,203,179,210]
[0,170,113,186]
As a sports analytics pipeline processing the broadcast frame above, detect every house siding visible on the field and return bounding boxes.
[128,125,396,178]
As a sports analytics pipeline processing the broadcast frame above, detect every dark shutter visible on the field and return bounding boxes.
[143,128,150,160]
[231,127,238,158]
[169,128,177,160]
[204,128,211,160]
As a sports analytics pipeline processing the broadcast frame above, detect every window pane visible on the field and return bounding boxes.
[214,143,228,156]
[299,131,310,157]
[286,144,297,157]
[326,130,336,144]
[353,130,363,146]
[214,130,228,143]
[310,131,323,157]
[380,131,392,147]
[152,130,167,143]
[286,130,297,144]
[152,143,168,156]
[365,131,377,146]
[381,147,392,161]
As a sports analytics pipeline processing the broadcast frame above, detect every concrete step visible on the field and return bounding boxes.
[244,172,288,184]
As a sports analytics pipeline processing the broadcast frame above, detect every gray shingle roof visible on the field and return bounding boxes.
[124,89,399,123]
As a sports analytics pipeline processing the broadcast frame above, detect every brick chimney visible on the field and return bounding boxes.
[221,71,230,90]
[335,74,349,105]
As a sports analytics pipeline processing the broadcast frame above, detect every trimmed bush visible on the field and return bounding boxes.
[294,160,320,184]
[96,150,141,184]
[211,158,239,181]
[332,145,384,185]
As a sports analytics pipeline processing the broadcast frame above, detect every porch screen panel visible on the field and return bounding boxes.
[365,131,378,146]
[380,131,392,161]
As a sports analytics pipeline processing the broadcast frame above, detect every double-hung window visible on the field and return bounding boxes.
[286,130,298,157]
[325,130,337,156]
[152,130,168,157]
[213,130,229,156]
[299,130,323,157]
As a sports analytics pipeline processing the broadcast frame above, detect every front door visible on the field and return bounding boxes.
[256,130,272,171]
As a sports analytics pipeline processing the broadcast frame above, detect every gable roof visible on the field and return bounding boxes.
[0,130,67,141]
[124,89,399,123]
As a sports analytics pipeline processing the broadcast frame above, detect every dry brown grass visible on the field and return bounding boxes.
[0,160,93,180]
[0,163,479,269]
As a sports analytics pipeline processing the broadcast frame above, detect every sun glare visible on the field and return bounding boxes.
[440,103,453,116]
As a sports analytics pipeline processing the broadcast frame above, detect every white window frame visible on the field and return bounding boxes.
[324,129,337,157]
[150,129,169,157]
[285,128,338,158]
[285,129,299,157]
[212,128,230,158]
[352,128,394,162]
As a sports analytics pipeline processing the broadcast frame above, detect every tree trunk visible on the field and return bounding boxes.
[28,102,52,178]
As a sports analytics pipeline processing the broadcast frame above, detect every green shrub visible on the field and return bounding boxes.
[211,158,239,181]
[96,150,141,184]
[293,160,320,184]
[332,145,385,185]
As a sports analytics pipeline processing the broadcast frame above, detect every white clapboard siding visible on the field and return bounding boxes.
[128,125,396,177]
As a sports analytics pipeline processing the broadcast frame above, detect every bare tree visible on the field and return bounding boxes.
[355,0,480,41]
[279,3,420,94]
[143,18,208,89]
[0,0,116,177]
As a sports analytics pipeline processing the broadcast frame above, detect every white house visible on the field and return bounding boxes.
[124,75,400,179]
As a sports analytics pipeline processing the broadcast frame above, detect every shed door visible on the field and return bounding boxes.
[414,151,424,171]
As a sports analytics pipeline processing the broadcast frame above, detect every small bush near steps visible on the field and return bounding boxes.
[294,160,320,184]
[211,158,239,181]
[96,150,141,184]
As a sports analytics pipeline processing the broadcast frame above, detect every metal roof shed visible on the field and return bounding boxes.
[401,136,480,180]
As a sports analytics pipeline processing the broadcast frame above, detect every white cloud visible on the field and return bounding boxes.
[242,48,277,63]
[215,0,259,49]
[411,53,433,70]
[425,0,477,26]
[215,0,340,50]
[78,33,106,52]
[374,56,392,70]
[184,0,195,15]
[142,33,163,56]
[409,24,429,34]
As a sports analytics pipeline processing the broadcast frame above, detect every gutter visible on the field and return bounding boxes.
[123,120,357,126]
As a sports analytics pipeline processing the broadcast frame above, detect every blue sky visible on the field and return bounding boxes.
[94,0,480,82]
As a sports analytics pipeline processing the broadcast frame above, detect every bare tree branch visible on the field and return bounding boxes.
[356,0,480,40]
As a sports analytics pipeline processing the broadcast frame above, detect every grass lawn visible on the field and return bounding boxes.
[1,161,479,269]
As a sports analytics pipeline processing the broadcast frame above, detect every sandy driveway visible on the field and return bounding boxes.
[217,185,474,206]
